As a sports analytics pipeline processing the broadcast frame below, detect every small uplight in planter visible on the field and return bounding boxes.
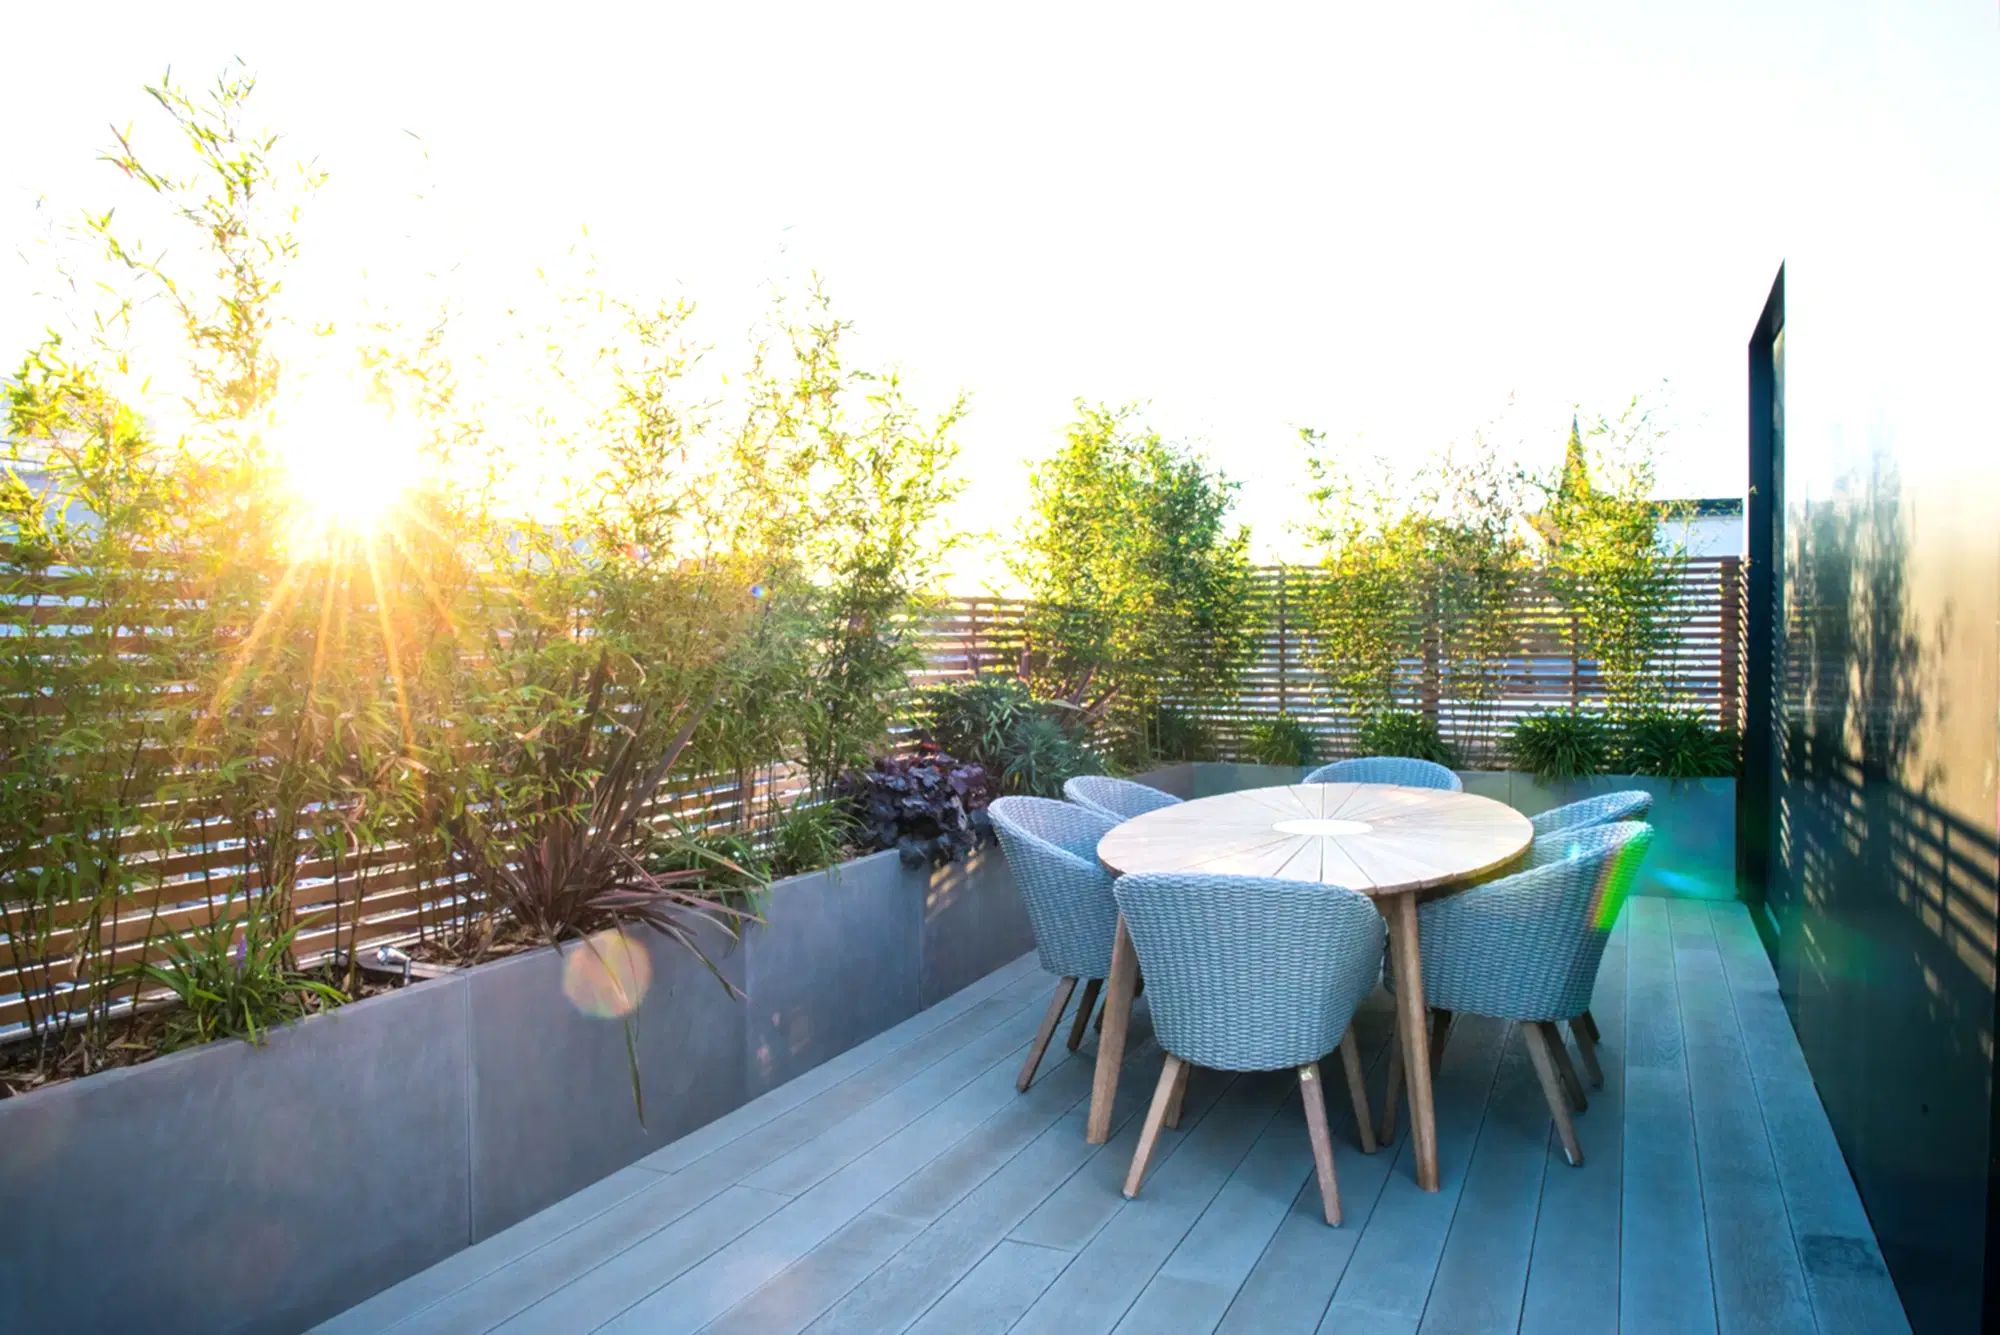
[562,928,653,1019]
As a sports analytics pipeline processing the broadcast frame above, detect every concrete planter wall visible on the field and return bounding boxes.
[1456,771,1737,902]
[0,846,1029,1335]
[1132,763,1737,901]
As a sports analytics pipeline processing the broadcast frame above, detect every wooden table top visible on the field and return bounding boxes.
[1095,782,1533,896]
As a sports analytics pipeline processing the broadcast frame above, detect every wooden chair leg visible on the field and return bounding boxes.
[1578,1008,1601,1043]
[1018,977,1076,1093]
[1380,1005,1452,1147]
[1124,1054,1184,1198]
[1067,978,1102,1052]
[1299,1062,1344,1226]
[1337,1025,1376,1153]
[1569,1016,1604,1088]
[1380,1028,1404,1145]
[1539,1020,1588,1112]
[1163,1058,1193,1129]
[1523,1022,1584,1166]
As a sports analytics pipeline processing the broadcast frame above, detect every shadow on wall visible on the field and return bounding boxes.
[1774,454,1999,1334]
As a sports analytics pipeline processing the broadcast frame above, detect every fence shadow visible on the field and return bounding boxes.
[1772,455,1998,1334]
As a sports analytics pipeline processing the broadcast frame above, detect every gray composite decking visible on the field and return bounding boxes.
[317,899,1909,1335]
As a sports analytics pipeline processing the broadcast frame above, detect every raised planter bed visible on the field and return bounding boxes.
[0,846,1031,1335]
[1133,763,1737,901]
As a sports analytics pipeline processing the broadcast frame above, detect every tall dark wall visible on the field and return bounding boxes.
[1756,262,2000,1332]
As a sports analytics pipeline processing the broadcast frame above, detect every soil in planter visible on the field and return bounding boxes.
[405,921,548,967]
[0,961,419,1101]
[399,899,763,968]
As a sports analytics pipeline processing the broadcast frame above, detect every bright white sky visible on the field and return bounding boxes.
[4,1,1995,590]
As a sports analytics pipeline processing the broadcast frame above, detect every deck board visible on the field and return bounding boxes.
[1211,1004,1400,1334]
[1009,1072,1285,1334]
[1669,900,1817,1335]
[320,901,1907,1335]
[1620,898,1719,1335]
[1517,940,1626,1334]
[801,1034,1167,1335]
[1115,1082,1341,1334]
[1708,905,1912,1335]
[598,997,1076,1333]
[1317,1012,1509,1333]
[1415,1028,1554,1335]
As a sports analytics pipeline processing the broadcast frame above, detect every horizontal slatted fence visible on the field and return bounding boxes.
[2,561,1736,1037]
[1172,557,1742,765]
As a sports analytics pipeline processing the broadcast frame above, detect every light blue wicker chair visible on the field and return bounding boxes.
[1304,757,1463,791]
[1508,807,1652,1067]
[1112,872,1384,1225]
[1528,789,1652,837]
[1063,775,1183,822]
[1382,821,1653,1167]
[987,796,1124,1092]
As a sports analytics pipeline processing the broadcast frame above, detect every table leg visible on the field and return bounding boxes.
[1087,913,1140,1144]
[1388,892,1441,1191]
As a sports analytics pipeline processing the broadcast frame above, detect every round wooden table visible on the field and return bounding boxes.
[1091,783,1533,1192]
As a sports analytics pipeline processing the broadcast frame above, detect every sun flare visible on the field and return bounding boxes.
[267,396,423,542]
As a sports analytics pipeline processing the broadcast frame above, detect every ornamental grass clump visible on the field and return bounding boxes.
[1245,713,1318,767]
[1136,703,1216,766]
[1621,709,1738,778]
[1507,708,1614,782]
[642,824,773,918]
[133,898,347,1050]
[1356,710,1455,766]
[768,801,859,878]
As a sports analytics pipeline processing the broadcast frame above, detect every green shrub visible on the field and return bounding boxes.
[1621,710,1738,778]
[1002,715,1100,797]
[1246,714,1318,767]
[919,675,1096,796]
[919,675,1036,769]
[1508,708,1613,782]
[1012,403,1256,723]
[1357,711,1454,766]
[1145,704,1216,764]
[768,801,857,878]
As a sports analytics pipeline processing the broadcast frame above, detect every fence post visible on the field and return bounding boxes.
[1568,612,1582,710]
[1419,581,1441,729]
[966,597,983,677]
[1719,557,1742,730]
[1276,568,1288,714]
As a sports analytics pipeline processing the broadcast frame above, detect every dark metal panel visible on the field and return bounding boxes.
[1755,265,2000,1334]
[1741,266,1786,929]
